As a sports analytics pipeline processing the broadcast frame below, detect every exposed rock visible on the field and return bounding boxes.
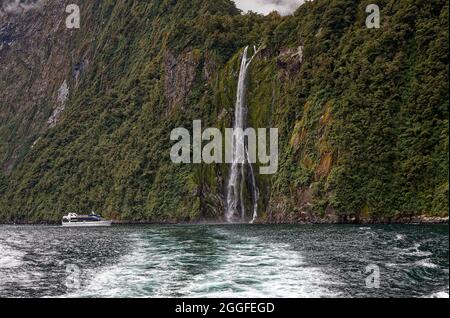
[390,215,449,224]
[73,57,89,86]
[0,24,15,50]
[0,1,88,172]
[164,50,201,110]
[47,80,69,127]
[203,52,217,83]
[278,46,303,63]
[0,0,46,16]
[277,45,304,80]
[31,137,40,148]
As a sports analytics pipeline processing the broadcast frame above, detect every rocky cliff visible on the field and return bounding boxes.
[0,0,448,223]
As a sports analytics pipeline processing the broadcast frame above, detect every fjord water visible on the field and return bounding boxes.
[0,224,448,298]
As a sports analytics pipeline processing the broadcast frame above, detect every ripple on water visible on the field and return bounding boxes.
[414,259,439,269]
[427,291,449,298]
[1,224,448,298]
[66,229,338,298]
[0,243,25,269]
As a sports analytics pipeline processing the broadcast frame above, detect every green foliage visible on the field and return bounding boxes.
[0,0,448,223]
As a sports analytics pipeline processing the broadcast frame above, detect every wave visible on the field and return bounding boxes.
[415,258,439,269]
[65,229,338,298]
[0,243,25,269]
[397,243,433,257]
[427,291,449,298]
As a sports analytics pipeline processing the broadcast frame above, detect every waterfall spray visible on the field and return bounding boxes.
[226,46,260,223]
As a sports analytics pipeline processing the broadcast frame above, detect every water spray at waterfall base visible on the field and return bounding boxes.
[226,46,261,224]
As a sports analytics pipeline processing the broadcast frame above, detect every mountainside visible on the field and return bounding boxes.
[0,0,448,223]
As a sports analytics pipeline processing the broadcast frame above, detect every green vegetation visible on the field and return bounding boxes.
[0,0,448,223]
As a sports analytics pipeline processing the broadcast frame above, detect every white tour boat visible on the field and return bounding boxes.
[62,213,112,227]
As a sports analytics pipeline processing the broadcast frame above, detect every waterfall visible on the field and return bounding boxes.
[226,46,260,223]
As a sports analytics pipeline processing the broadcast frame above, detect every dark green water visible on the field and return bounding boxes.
[0,224,448,298]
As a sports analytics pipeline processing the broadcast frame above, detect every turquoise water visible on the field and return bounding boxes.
[0,224,448,298]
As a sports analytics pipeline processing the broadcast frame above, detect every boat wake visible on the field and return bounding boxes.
[66,228,336,298]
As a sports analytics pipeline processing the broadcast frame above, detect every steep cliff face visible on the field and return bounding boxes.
[0,0,448,223]
[0,0,72,172]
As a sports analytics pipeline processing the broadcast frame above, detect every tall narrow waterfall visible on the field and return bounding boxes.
[226,46,260,223]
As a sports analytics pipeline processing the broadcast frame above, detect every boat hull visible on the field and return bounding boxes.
[62,220,112,227]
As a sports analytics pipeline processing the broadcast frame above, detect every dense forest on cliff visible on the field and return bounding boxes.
[0,0,448,223]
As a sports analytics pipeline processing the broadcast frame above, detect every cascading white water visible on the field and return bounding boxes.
[247,147,260,224]
[226,46,260,223]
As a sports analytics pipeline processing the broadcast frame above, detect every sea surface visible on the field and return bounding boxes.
[0,224,448,298]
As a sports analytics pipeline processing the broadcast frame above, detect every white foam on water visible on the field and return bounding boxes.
[178,240,337,298]
[427,291,449,298]
[386,258,439,270]
[396,243,433,257]
[415,258,439,269]
[65,230,338,298]
[0,243,25,269]
[0,241,39,291]
[65,232,187,298]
